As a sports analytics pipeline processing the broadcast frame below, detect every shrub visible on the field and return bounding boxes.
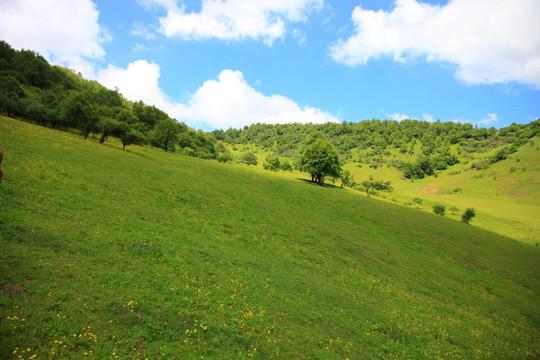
[217,152,232,163]
[490,148,508,164]
[280,159,293,171]
[432,204,446,216]
[238,152,258,166]
[263,154,281,171]
[461,208,476,223]
[413,197,423,206]
[183,147,196,157]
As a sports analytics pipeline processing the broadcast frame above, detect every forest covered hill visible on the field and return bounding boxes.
[1,39,539,171]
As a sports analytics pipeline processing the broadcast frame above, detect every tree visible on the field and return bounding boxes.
[280,159,293,171]
[238,152,258,166]
[263,154,281,171]
[461,208,476,223]
[60,93,100,139]
[120,130,144,150]
[152,118,179,152]
[449,206,460,215]
[98,118,120,144]
[216,142,232,163]
[340,170,354,188]
[361,176,393,196]
[432,204,446,216]
[217,151,232,163]
[0,75,25,117]
[294,136,341,184]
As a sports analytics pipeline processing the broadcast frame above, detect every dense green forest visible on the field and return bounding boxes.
[214,119,539,178]
[0,41,223,159]
[214,120,539,157]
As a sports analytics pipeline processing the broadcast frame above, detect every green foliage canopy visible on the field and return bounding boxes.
[432,204,446,216]
[361,176,393,196]
[263,154,281,171]
[294,135,341,184]
[238,152,258,166]
[462,208,477,223]
[60,93,100,139]
[152,118,179,152]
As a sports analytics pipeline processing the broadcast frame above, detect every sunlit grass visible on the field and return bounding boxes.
[344,139,540,244]
[1,117,539,359]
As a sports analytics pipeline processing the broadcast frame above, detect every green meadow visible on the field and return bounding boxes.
[1,117,539,359]
[342,140,540,245]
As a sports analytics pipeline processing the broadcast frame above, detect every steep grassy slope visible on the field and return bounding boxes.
[1,117,539,359]
[343,141,540,244]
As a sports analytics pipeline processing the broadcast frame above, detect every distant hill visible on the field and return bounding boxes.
[1,117,538,359]
[216,121,540,243]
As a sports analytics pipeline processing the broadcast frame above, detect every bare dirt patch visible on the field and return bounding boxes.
[420,187,440,194]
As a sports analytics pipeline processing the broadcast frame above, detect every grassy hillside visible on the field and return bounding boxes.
[1,117,539,359]
[342,141,540,244]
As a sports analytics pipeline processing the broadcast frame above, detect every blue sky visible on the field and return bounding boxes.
[1,0,539,131]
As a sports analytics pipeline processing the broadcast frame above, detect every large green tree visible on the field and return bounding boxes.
[60,93,100,139]
[238,152,258,166]
[0,75,25,117]
[152,118,179,152]
[361,176,393,196]
[263,154,281,171]
[295,135,341,184]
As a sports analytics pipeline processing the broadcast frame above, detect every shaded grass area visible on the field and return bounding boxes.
[1,117,539,359]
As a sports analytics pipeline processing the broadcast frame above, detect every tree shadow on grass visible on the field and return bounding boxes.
[298,178,342,189]
[100,143,152,160]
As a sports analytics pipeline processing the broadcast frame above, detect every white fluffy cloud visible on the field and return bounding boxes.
[386,112,410,122]
[155,0,324,45]
[479,113,498,126]
[330,0,540,87]
[177,69,338,128]
[422,114,434,123]
[383,110,498,126]
[97,61,338,129]
[0,0,109,78]
[97,61,176,113]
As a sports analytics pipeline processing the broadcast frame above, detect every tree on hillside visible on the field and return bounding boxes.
[432,204,446,216]
[238,152,258,166]
[0,75,25,117]
[461,208,476,223]
[216,142,232,163]
[152,118,178,152]
[120,129,145,150]
[280,159,293,171]
[294,135,341,184]
[60,93,100,139]
[361,176,392,196]
[263,154,281,171]
[340,170,354,188]
[98,117,121,144]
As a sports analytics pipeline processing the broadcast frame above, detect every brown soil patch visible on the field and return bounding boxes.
[421,186,440,194]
